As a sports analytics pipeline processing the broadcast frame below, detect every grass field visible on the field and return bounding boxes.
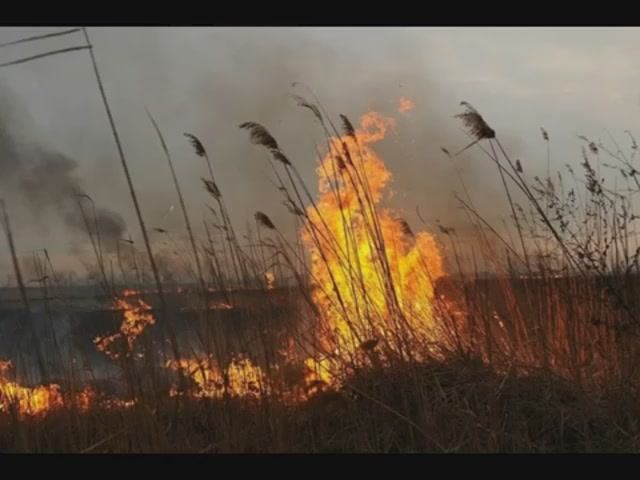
[2,94,640,453]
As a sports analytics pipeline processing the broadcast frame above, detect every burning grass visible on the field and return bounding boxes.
[3,94,640,452]
[0,360,63,417]
[302,111,445,364]
[93,289,156,359]
[4,356,640,453]
[0,360,135,419]
[166,355,268,399]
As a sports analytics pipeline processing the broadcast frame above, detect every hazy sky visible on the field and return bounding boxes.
[0,27,638,279]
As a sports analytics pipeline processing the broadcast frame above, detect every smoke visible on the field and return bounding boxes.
[0,28,535,277]
[185,30,517,246]
[188,31,523,243]
[0,82,126,252]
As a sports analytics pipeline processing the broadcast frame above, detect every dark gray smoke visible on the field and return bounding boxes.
[0,83,126,251]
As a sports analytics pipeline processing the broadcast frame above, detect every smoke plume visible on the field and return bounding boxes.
[0,82,126,251]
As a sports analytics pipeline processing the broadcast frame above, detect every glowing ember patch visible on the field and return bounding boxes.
[398,96,415,114]
[75,387,97,412]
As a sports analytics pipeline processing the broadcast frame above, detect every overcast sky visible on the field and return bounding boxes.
[0,27,638,279]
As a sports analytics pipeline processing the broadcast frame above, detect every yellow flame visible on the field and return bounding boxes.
[95,289,156,358]
[0,360,137,418]
[302,111,444,366]
[303,357,333,394]
[265,271,276,290]
[166,355,268,399]
[0,360,62,417]
[0,382,63,417]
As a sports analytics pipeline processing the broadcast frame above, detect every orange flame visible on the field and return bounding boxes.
[74,386,97,412]
[265,271,276,290]
[0,360,138,418]
[302,110,444,367]
[166,355,268,399]
[303,357,333,395]
[0,360,62,417]
[95,289,156,359]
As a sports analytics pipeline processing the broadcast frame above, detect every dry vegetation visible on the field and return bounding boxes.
[2,90,640,453]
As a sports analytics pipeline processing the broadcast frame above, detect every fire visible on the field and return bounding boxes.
[166,355,268,399]
[0,362,63,417]
[226,356,268,397]
[303,357,333,395]
[0,360,138,418]
[265,271,276,290]
[74,386,97,412]
[302,111,444,364]
[95,289,156,358]
[166,358,222,398]
[0,361,83,417]
[0,383,63,417]
[398,96,415,114]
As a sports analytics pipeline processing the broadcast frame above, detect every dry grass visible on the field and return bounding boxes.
[2,96,640,452]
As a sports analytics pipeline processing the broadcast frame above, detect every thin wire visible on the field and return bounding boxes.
[0,45,91,69]
[0,28,82,49]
